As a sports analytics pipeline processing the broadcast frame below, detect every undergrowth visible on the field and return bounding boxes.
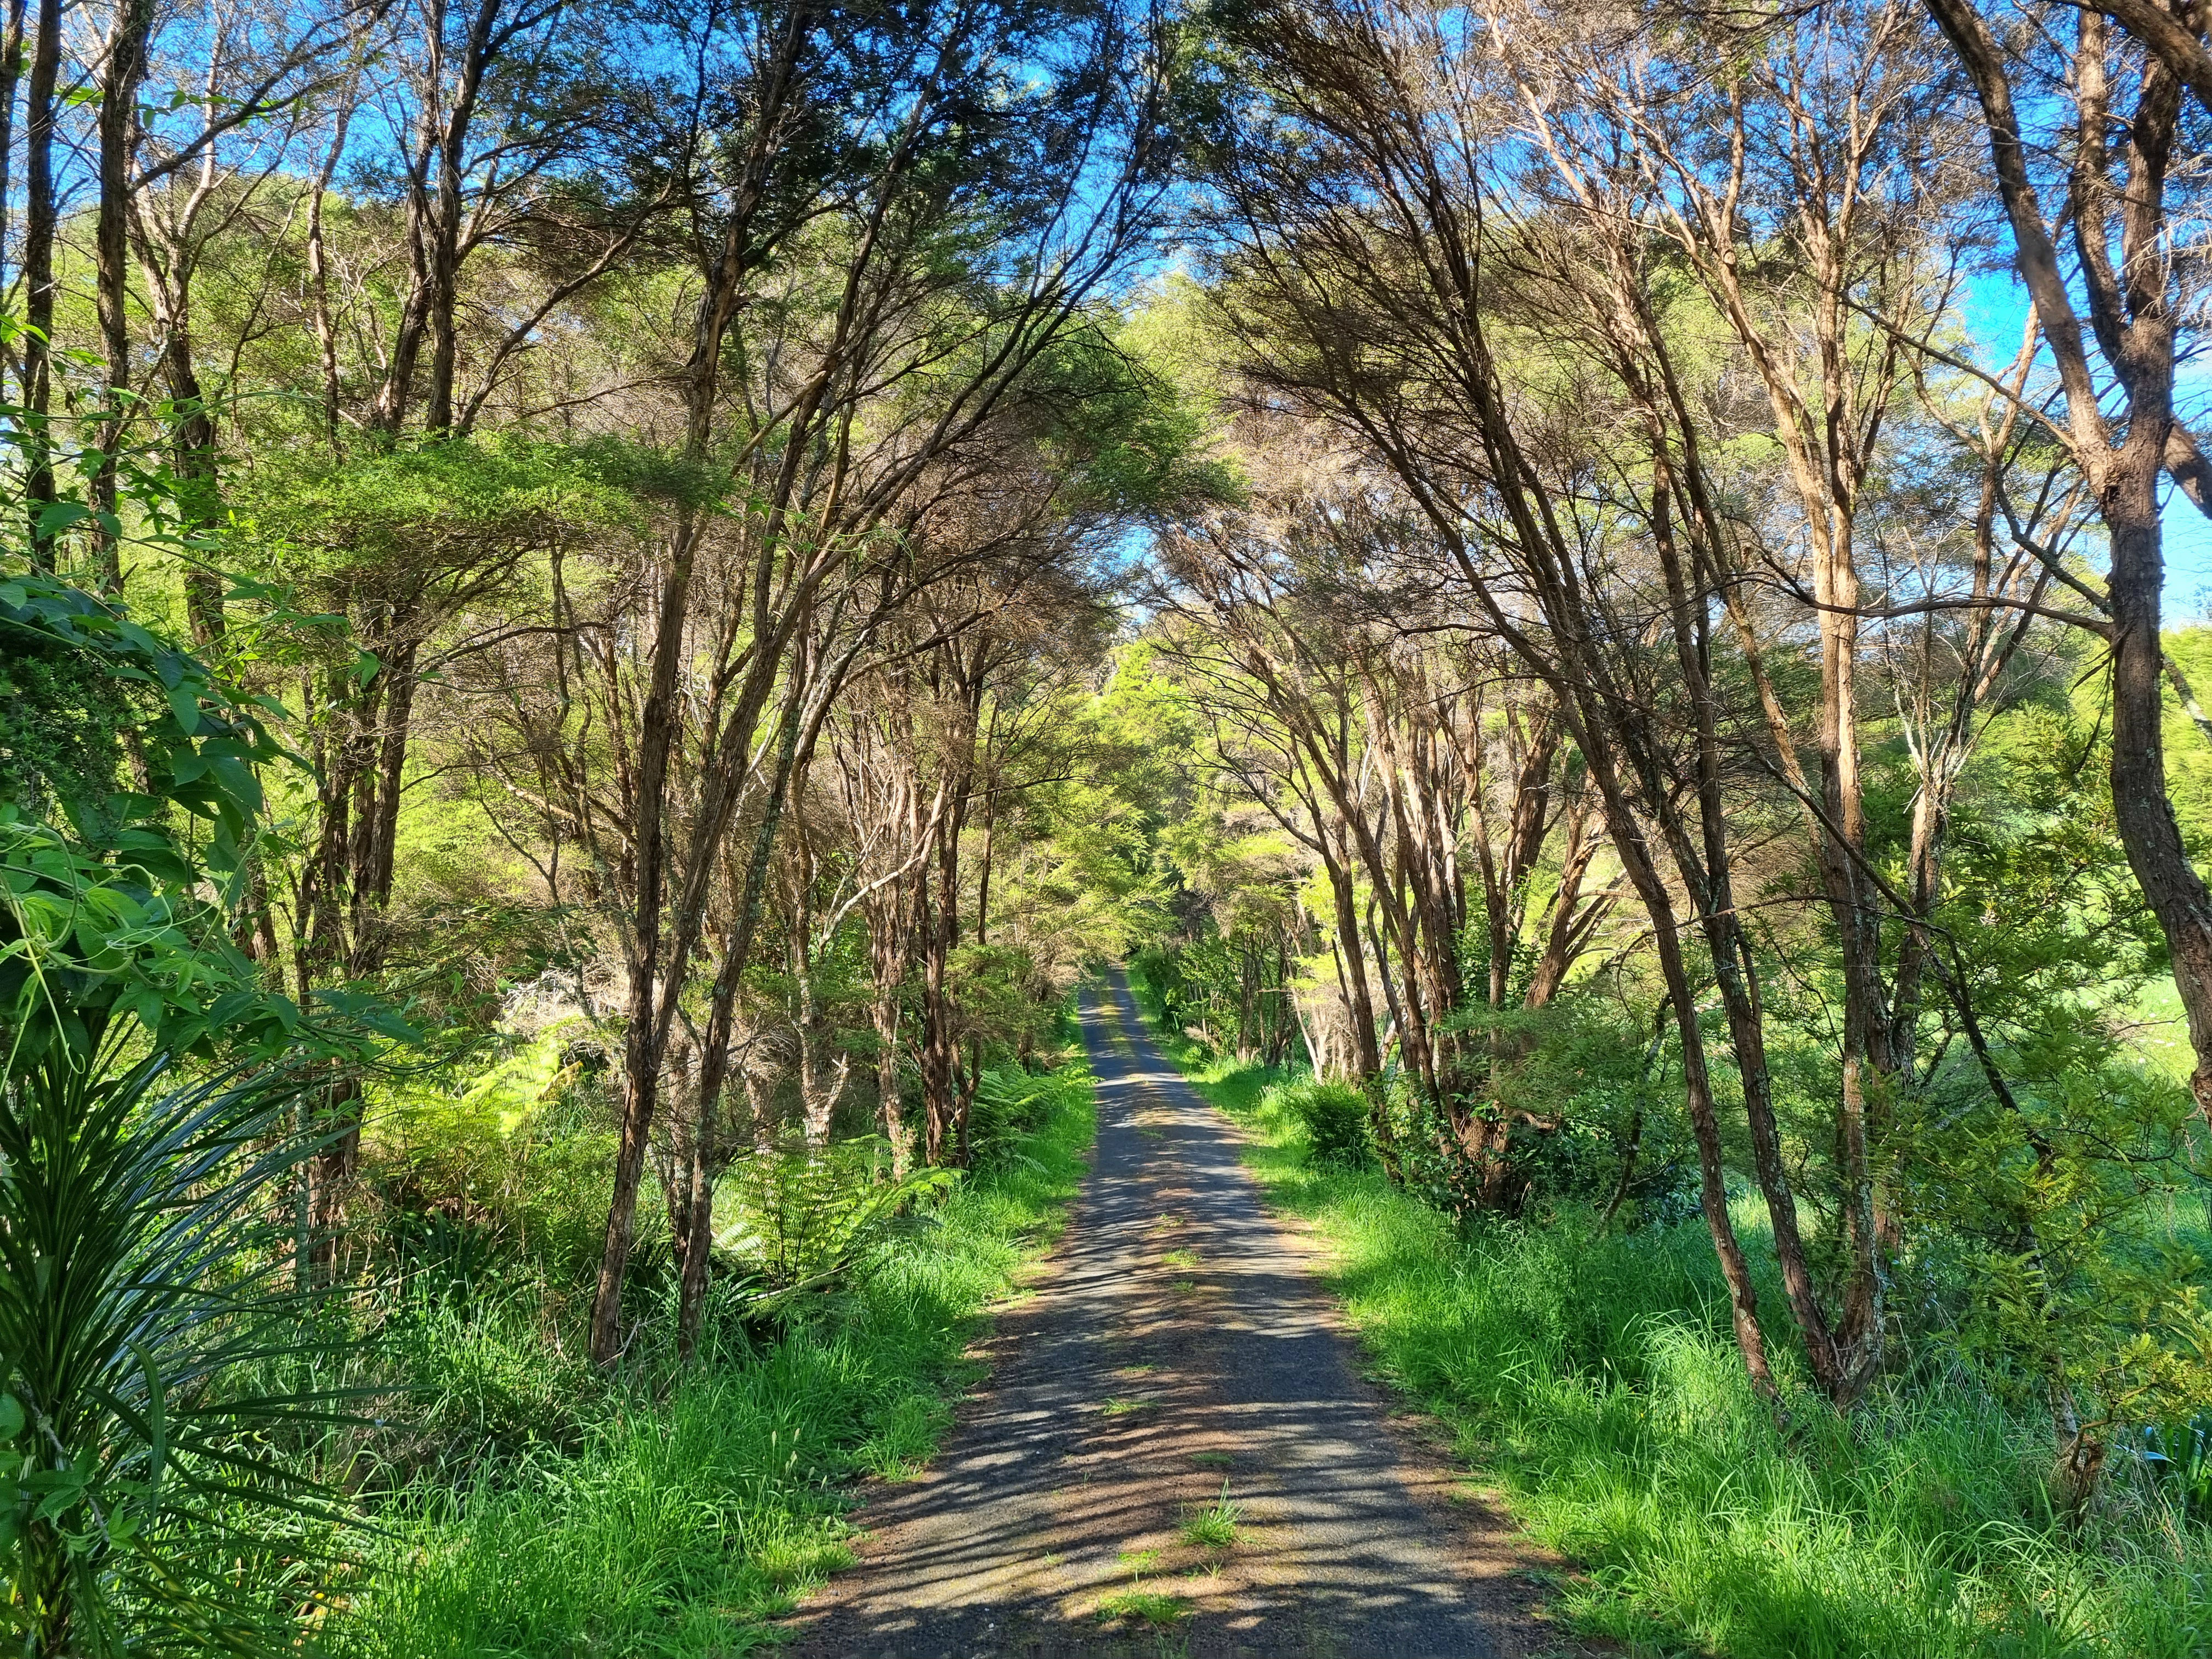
[337,1059,1095,1657]
[1129,988,2211,1658]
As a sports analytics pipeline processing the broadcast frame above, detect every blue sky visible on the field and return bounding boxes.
[1959,272,2212,620]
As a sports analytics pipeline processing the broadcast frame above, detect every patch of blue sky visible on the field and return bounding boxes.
[1961,266,2212,620]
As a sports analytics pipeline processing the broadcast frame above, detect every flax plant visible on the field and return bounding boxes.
[0,1042,354,1655]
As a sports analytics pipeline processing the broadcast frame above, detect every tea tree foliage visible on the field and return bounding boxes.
[3,0,2212,1648]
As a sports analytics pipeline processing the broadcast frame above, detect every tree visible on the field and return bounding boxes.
[0,571,367,1654]
[1184,0,2086,1403]
[1924,0,2212,1125]
[1152,454,1617,1203]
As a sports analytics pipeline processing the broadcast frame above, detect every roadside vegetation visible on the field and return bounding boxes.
[343,1058,1095,1658]
[9,0,2212,1650]
[1131,966,2212,1658]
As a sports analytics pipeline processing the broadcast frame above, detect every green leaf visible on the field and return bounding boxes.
[33,499,92,537]
[207,754,263,819]
[134,1342,166,1510]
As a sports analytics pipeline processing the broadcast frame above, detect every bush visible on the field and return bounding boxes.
[368,1028,617,1284]
[1280,1078,1374,1169]
[1,1051,354,1654]
[967,1064,1083,1169]
[1191,1052,2212,1658]
[723,1137,956,1296]
[343,1054,1098,1658]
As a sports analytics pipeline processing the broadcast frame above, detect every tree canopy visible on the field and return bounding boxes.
[5,0,2212,1650]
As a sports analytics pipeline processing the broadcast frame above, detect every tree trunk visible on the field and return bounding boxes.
[874,980,907,1171]
[589,522,700,1364]
[20,0,60,564]
[91,0,155,594]
[1325,854,1383,1076]
[0,0,25,394]
[2108,454,2212,1118]
[1604,795,1776,1396]
[919,798,966,1166]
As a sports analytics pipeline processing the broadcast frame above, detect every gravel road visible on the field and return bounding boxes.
[785,970,1565,1659]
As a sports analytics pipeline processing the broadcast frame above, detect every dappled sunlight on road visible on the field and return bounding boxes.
[783,971,1527,1659]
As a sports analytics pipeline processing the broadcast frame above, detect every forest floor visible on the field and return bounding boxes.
[782,970,1583,1659]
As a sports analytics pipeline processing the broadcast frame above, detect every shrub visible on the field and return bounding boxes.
[1281,1079,1374,1169]
[723,1137,956,1296]
[0,1050,354,1654]
[968,1065,1081,1169]
[366,1028,614,1284]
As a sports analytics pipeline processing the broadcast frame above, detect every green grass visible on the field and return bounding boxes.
[1178,1481,1242,1549]
[1096,1589,1188,1624]
[1099,1544,1187,1630]
[342,1059,1097,1657]
[1138,1024,2212,1658]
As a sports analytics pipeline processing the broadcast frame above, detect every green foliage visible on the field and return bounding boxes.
[359,1280,600,1490]
[1008,647,1197,970]
[1876,705,2212,1469]
[367,1026,613,1284]
[1181,1045,2212,1659]
[1133,938,1305,1076]
[349,1360,863,1657]
[1489,988,1703,1228]
[1094,1588,1188,1625]
[1125,947,1177,1029]
[0,816,308,1066]
[0,622,137,817]
[0,572,394,1652]
[236,435,645,581]
[966,1061,1092,1170]
[343,1057,1096,1657]
[1278,1077,1373,1169]
[0,1051,353,1655]
[1899,1035,2212,1468]
[724,1138,958,1299]
[1119,274,1237,437]
[1024,312,1239,516]
[941,943,1056,1066]
[0,569,280,860]
[1937,704,2165,1039]
[0,571,324,1069]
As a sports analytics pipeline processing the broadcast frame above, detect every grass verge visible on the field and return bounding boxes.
[342,1059,1096,1658]
[1128,1002,2210,1659]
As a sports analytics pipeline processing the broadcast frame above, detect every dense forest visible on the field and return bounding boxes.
[4,0,2212,1650]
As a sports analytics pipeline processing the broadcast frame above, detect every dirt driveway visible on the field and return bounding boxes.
[785,971,1578,1658]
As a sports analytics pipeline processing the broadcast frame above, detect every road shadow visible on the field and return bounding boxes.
[784,971,1580,1659]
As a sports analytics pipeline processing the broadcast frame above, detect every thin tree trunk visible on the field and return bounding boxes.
[1325,853,1383,1076]
[590,520,701,1363]
[304,60,362,452]
[21,0,61,565]
[0,0,26,392]
[1600,995,1672,1233]
[91,0,156,593]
